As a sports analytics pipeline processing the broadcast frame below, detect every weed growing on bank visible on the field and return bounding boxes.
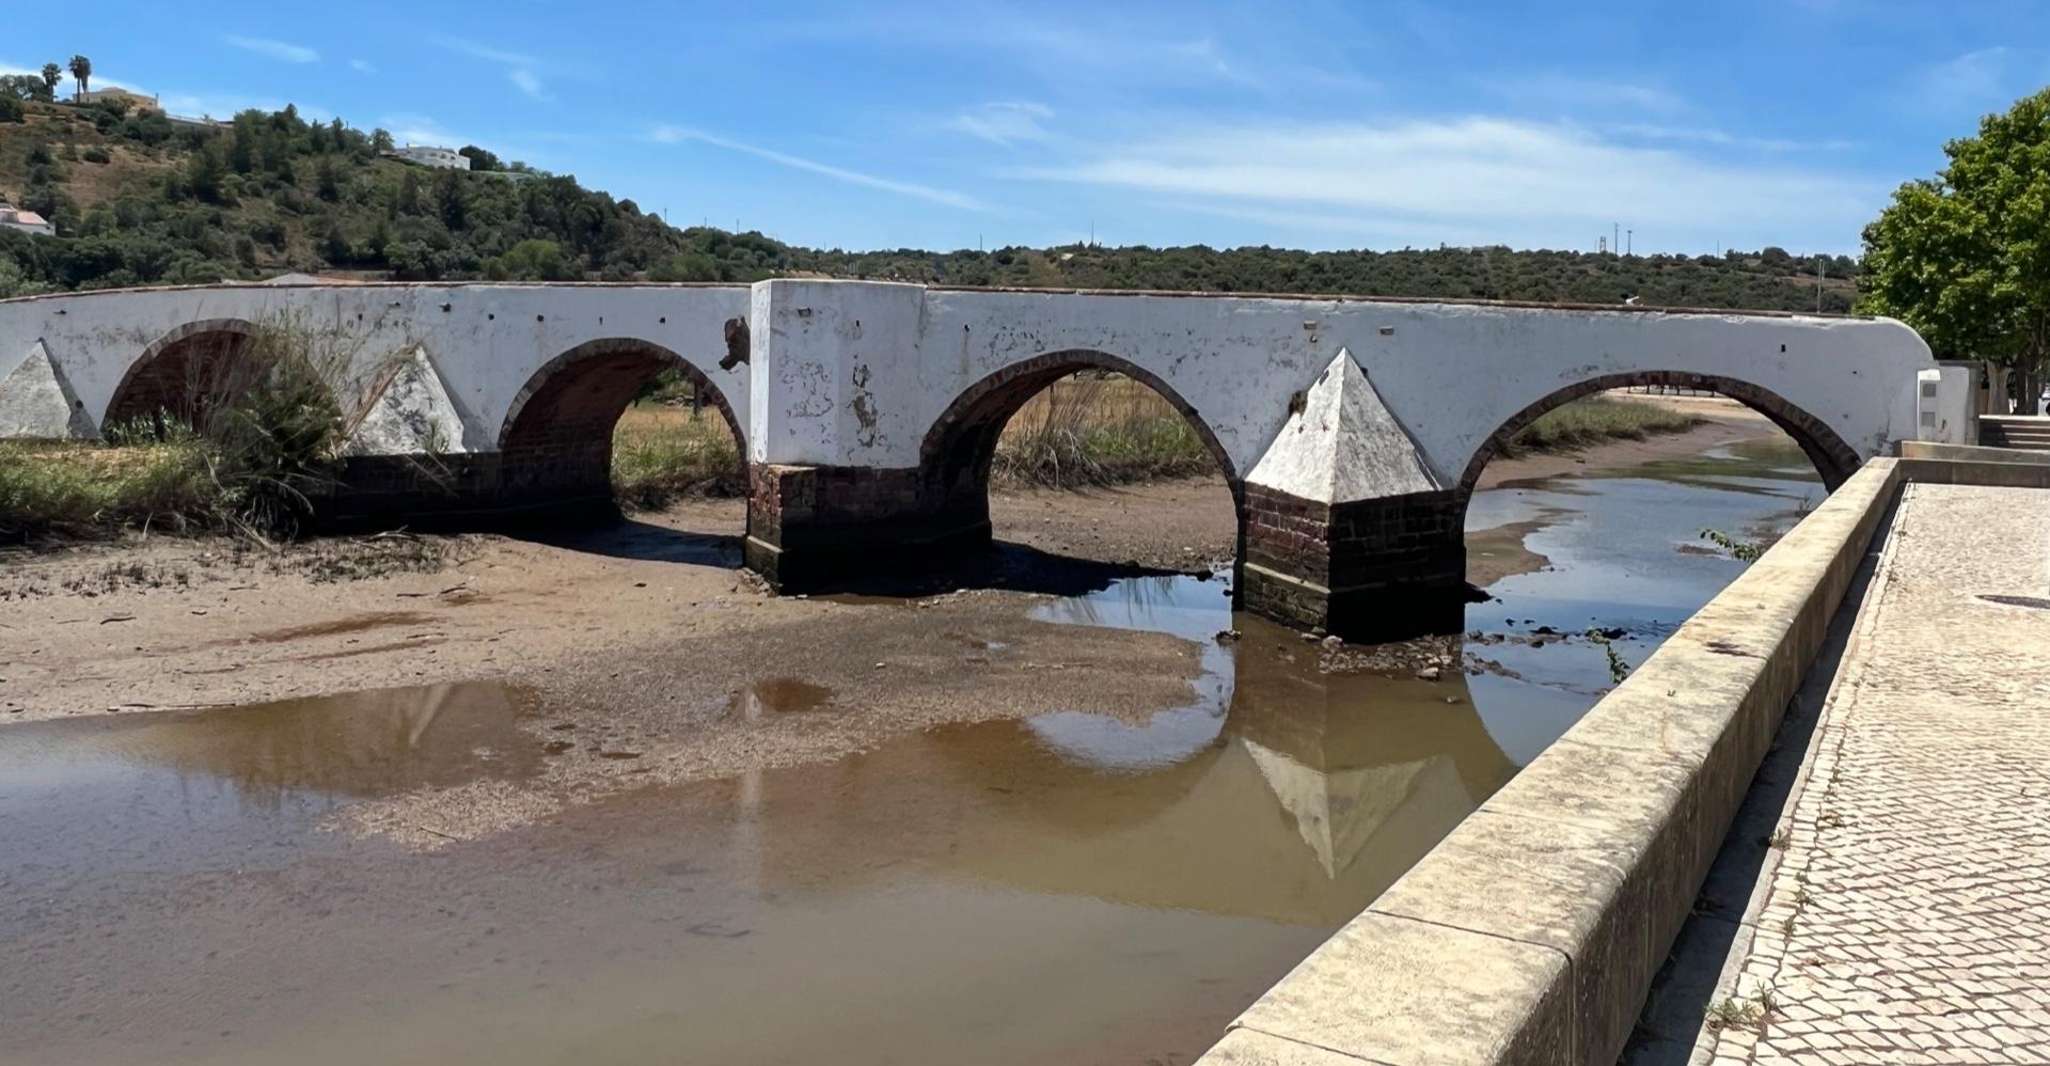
[1,318,356,543]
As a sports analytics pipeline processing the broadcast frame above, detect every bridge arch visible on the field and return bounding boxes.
[921,349,1239,496]
[103,318,264,433]
[1457,370,1862,494]
[496,337,743,505]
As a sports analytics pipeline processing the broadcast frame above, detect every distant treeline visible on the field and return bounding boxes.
[0,97,1855,312]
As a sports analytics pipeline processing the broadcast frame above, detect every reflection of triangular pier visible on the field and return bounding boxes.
[745,627,1518,925]
[0,340,96,439]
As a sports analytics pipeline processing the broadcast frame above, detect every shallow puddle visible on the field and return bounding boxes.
[729,676,836,719]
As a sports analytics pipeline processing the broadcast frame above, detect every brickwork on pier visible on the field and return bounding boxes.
[1241,483,1467,640]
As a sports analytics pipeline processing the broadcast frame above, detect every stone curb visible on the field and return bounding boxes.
[1200,457,1908,1066]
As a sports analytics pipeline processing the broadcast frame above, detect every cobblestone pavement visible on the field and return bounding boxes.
[1706,483,2050,1065]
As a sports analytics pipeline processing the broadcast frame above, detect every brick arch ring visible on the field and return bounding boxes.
[102,317,263,429]
[918,349,1240,487]
[1456,370,1862,494]
[497,337,745,455]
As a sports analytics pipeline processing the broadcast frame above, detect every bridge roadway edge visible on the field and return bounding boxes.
[1195,452,2050,1066]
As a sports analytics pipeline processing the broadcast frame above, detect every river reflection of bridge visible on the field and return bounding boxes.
[737,576,1519,927]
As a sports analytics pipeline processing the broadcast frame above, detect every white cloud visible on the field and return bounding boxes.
[158,92,330,122]
[224,35,320,64]
[1491,73,1690,117]
[433,36,551,103]
[1611,123,1857,153]
[1023,116,1881,250]
[946,101,1054,146]
[507,68,550,101]
[651,125,988,211]
[1,59,136,92]
[350,58,377,74]
[384,112,467,148]
[435,37,540,67]
[1915,47,2010,111]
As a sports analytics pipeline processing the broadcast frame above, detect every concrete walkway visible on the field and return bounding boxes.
[1671,482,2050,1064]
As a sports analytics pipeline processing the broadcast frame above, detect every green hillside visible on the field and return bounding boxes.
[0,97,1859,311]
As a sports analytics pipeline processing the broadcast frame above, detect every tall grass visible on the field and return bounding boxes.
[1499,397,1701,457]
[990,375,1214,488]
[0,437,214,538]
[610,403,744,509]
[1,317,355,542]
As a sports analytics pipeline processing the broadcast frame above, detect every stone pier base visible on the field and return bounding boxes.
[1240,483,1469,641]
[744,463,989,590]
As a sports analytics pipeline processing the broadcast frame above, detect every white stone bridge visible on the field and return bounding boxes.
[0,279,1935,637]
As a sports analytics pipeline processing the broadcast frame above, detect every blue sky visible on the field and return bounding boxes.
[8,1,2045,254]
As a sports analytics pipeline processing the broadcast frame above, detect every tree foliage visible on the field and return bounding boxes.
[1860,88,2050,370]
[0,99,1859,312]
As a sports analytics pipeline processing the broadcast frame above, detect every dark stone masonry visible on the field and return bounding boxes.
[1241,483,1469,642]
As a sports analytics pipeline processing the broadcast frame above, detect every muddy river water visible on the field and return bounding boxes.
[0,436,1821,1065]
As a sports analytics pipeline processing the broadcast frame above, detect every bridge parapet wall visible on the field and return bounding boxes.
[1201,456,1909,1066]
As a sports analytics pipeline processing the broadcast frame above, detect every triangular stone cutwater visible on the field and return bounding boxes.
[0,340,97,439]
[344,345,471,456]
[1245,348,1442,503]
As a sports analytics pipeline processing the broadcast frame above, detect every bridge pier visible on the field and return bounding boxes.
[743,463,987,589]
[1242,485,1469,641]
[1235,351,1470,641]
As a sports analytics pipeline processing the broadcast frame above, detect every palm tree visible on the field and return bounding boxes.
[39,63,61,100]
[67,55,91,101]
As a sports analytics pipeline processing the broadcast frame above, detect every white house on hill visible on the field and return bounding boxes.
[387,145,471,171]
[0,201,54,237]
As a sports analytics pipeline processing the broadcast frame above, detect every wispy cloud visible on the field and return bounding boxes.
[1612,123,1857,153]
[650,125,987,211]
[162,91,331,121]
[383,112,468,148]
[946,101,1054,146]
[1491,73,1690,117]
[349,58,377,74]
[1022,116,1879,249]
[224,35,320,64]
[507,68,549,101]
[1914,47,2010,111]
[434,36,552,102]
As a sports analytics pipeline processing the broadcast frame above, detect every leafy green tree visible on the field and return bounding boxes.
[459,145,501,171]
[0,95,22,124]
[40,63,62,100]
[316,158,342,201]
[433,168,466,229]
[1860,88,2050,399]
[485,238,575,280]
[184,143,228,204]
[67,55,91,99]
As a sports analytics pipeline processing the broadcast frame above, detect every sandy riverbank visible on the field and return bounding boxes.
[0,395,1790,843]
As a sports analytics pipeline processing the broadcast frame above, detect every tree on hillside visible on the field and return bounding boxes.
[40,63,62,99]
[1860,87,2050,409]
[68,55,91,100]
[459,145,501,172]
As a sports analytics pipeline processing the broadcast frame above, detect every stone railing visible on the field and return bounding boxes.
[1199,457,1904,1066]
